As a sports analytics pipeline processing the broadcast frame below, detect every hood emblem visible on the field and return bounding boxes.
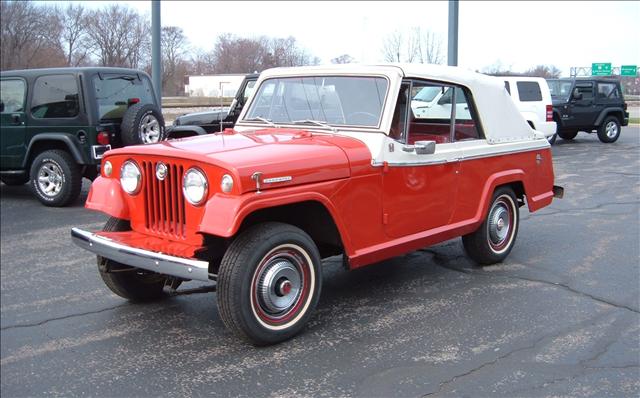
[156,162,168,180]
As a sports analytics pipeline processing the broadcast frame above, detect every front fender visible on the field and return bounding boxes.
[198,189,350,246]
[85,176,130,220]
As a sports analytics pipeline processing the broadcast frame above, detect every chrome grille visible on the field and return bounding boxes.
[143,161,186,239]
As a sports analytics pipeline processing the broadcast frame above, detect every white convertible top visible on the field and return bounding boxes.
[250,63,536,144]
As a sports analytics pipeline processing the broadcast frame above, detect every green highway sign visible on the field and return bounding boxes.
[621,65,637,76]
[592,63,612,76]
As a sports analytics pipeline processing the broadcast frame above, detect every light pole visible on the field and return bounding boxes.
[448,0,459,67]
[152,1,162,104]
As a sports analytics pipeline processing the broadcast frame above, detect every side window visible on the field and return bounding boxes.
[596,83,619,100]
[574,83,594,100]
[0,79,26,113]
[243,80,256,102]
[31,74,79,118]
[504,81,511,95]
[390,83,410,141]
[407,82,453,144]
[516,81,542,102]
[452,88,481,141]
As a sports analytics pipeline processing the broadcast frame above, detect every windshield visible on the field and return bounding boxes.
[244,76,388,127]
[547,79,573,100]
[92,73,155,120]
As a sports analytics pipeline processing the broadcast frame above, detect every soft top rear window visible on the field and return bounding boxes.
[93,74,154,120]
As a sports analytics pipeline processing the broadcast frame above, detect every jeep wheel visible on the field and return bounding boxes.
[98,217,168,302]
[1,175,29,186]
[30,150,82,207]
[558,130,578,140]
[121,103,165,146]
[462,187,519,265]
[547,134,557,145]
[597,116,621,143]
[218,222,322,345]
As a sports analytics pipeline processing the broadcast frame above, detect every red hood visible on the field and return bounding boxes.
[106,129,371,193]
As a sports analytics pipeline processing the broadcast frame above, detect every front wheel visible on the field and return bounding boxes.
[97,217,168,302]
[547,133,557,145]
[558,130,578,140]
[29,149,82,207]
[462,187,519,265]
[217,222,322,345]
[597,116,621,143]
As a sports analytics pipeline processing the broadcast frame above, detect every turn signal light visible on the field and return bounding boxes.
[97,131,110,145]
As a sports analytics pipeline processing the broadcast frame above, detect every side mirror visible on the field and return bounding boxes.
[0,101,4,113]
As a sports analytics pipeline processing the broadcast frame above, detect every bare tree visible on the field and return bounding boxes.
[382,30,403,62]
[414,28,443,64]
[85,4,150,68]
[59,3,90,66]
[524,64,562,78]
[161,26,188,95]
[331,54,355,64]
[0,1,64,70]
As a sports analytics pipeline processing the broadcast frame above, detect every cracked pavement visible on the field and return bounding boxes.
[1,127,639,397]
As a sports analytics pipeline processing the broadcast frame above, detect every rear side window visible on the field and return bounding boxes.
[504,81,511,95]
[596,83,620,99]
[516,81,542,102]
[31,75,80,118]
[1,79,26,113]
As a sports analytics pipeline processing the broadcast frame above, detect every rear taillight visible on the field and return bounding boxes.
[128,98,140,105]
[546,105,553,122]
[97,131,110,145]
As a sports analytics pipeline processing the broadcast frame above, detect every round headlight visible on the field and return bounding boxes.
[120,160,141,194]
[103,160,113,177]
[183,168,208,205]
[220,174,234,193]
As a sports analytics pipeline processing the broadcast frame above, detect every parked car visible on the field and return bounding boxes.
[166,73,258,138]
[502,76,557,144]
[71,64,562,345]
[547,77,629,143]
[0,67,164,206]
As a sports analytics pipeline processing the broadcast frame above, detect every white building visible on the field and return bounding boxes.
[185,74,246,97]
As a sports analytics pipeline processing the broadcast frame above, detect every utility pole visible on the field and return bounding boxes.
[152,1,162,104]
[448,0,459,67]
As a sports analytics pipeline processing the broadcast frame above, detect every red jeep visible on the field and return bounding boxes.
[72,64,562,345]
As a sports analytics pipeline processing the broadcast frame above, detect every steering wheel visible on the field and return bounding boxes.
[346,112,378,125]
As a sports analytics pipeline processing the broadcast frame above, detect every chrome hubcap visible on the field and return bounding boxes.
[605,121,618,139]
[257,259,302,315]
[37,162,63,197]
[489,203,510,244]
[139,114,161,144]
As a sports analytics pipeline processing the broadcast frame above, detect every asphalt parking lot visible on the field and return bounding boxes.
[1,127,638,397]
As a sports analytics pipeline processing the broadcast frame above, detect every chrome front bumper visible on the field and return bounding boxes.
[71,228,212,282]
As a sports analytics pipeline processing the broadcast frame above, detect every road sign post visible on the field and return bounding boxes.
[592,63,612,76]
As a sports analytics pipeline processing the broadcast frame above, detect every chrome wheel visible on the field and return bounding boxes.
[486,194,516,254]
[250,244,312,328]
[139,113,161,144]
[605,121,618,139]
[37,161,64,197]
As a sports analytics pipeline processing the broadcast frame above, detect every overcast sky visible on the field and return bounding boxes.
[64,0,640,75]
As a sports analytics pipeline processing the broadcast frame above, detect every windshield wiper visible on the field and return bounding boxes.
[245,116,276,127]
[291,119,336,132]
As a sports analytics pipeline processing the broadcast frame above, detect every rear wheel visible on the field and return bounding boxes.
[97,217,168,302]
[597,116,621,143]
[558,130,578,140]
[218,222,322,345]
[462,187,519,265]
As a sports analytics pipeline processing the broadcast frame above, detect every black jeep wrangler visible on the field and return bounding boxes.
[547,77,629,143]
[0,67,164,206]
[166,73,258,138]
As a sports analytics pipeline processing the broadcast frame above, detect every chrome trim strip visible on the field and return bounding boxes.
[71,228,211,282]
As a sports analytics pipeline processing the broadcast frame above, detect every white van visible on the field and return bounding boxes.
[502,77,557,144]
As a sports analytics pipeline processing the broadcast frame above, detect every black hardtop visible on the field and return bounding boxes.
[0,67,151,80]
[550,77,622,84]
